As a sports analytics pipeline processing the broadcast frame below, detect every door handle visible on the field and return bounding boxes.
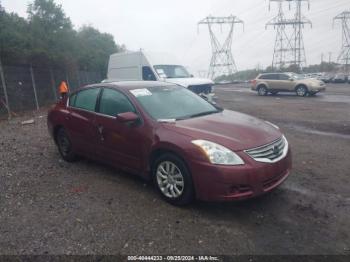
[97,125,105,141]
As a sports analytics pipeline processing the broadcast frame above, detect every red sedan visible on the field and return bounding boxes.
[47,81,292,205]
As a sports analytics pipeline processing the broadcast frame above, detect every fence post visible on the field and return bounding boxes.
[29,65,40,110]
[50,69,57,100]
[0,58,11,119]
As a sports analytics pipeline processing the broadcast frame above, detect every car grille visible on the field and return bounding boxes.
[245,136,288,163]
[188,84,212,94]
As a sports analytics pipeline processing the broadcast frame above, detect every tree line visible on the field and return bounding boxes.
[0,0,124,75]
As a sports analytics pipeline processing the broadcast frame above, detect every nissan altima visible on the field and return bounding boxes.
[47,81,292,205]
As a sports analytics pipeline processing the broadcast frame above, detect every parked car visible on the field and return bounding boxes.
[251,72,326,96]
[103,50,214,100]
[48,81,292,205]
[319,74,334,83]
[332,74,347,83]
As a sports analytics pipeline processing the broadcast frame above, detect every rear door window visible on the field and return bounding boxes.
[73,88,100,112]
[259,74,277,80]
[99,88,136,117]
[69,93,77,107]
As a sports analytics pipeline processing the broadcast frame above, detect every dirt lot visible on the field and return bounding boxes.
[0,83,350,255]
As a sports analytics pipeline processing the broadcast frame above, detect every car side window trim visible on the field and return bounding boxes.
[67,87,102,113]
[96,87,144,124]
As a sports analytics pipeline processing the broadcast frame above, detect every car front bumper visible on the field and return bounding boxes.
[310,86,326,92]
[189,148,292,201]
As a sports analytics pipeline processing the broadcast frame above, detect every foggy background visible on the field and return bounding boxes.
[2,0,349,74]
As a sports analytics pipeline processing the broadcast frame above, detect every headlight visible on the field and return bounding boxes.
[192,140,244,165]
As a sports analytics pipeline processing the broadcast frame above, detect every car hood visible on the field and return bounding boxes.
[161,110,282,151]
[164,77,214,88]
[297,79,325,85]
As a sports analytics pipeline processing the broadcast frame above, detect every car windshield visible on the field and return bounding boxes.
[154,65,191,78]
[288,73,305,80]
[130,85,220,120]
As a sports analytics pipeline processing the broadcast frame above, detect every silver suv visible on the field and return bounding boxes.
[251,73,326,97]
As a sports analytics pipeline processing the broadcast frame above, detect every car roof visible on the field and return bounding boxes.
[76,81,176,93]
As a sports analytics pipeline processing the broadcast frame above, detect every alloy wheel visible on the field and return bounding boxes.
[156,161,185,199]
[296,86,307,97]
[258,86,267,96]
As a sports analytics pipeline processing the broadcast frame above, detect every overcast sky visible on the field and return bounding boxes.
[2,0,350,75]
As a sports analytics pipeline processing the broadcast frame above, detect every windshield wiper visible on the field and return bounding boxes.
[177,110,219,120]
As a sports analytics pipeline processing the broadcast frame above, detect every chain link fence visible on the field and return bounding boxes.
[0,63,103,119]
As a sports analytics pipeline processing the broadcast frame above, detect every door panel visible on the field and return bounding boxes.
[64,87,101,157]
[66,108,98,156]
[278,74,295,91]
[94,88,144,173]
[266,74,280,89]
[94,114,144,172]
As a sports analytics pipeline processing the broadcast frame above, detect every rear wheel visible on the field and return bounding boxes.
[257,85,268,96]
[295,85,308,97]
[56,128,78,162]
[153,153,194,206]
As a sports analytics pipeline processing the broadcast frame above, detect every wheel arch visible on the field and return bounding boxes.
[149,147,191,176]
[53,124,64,144]
[257,82,268,89]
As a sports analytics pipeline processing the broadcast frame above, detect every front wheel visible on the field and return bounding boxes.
[56,128,78,162]
[153,153,194,206]
[295,85,308,97]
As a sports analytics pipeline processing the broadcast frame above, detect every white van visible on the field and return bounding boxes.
[105,50,214,98]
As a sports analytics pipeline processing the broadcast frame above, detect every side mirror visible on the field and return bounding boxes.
[116,112,139,123]
[289,78,294,81]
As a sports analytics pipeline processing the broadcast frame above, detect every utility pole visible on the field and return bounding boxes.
[198,15,244,80]
[333,11,350,74]
[328,52,332,64]
[321,53,324,63]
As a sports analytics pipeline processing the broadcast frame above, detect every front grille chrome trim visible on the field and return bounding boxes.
[244,136,289,163]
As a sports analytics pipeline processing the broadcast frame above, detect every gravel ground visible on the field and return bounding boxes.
[0,83,349,255]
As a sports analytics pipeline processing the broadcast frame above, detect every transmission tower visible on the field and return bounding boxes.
[266,0,295,69]
[266,0,311,71]
[333,11,350,73]
[198,15,244,80]
[290,0,312,71]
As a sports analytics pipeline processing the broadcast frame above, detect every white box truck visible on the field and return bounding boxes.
[105,50,214,98]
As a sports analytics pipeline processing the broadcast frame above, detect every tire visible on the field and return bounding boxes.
[56,128,78,162]
[295,85,308,97]
[308,91,317,96]
[152,153,194,206]
[257,85,268,96]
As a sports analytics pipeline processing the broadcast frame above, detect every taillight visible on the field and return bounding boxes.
[251,79,257,85]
